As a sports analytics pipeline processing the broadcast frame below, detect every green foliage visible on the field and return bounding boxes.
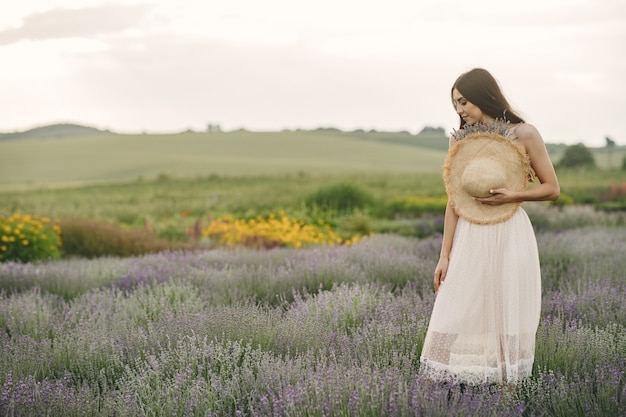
[622,153,626,170]
[383,195,448,217]
[372,216,445,238]
[558,143,596,169]
[305,183,376,214]
[0,173,444,227]
[337,212,374,235]
[0,213,62,262]
[550,192,575,207]
[3,170,623,229]
[594,181,626,211]
[60,218,175,258]
[1,170,625,257]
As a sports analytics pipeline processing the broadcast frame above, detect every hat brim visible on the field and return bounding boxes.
[443,131,533,225]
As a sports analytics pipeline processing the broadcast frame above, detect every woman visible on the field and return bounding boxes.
[419,68,560,385]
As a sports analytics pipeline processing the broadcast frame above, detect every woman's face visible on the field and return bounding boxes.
[452,88,490,125]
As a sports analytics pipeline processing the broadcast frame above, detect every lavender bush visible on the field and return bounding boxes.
[0,225,624,416]
[525,203,626,232]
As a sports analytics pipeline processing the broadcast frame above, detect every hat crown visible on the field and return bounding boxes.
[461,159,506,198]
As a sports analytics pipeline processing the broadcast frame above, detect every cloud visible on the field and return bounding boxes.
[66,33,457,134]
[0,3,154,45]
[1,0,623,144]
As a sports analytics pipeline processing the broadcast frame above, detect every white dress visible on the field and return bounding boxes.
[419,207,541,384]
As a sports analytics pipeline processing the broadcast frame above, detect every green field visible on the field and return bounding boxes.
[1,126,624,190]
[1,126,624,229]
[0,129,451,189]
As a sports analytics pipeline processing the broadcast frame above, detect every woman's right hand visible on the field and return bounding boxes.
[433,257,449,293]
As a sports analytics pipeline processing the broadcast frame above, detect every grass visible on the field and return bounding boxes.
[0,130,448,188]
[1,128,624,235]
[0,173,446,226]
[2,128,623,190]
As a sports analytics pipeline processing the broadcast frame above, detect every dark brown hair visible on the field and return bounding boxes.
[452,68,525,128]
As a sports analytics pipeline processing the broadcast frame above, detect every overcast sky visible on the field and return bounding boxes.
[1,0,624,146]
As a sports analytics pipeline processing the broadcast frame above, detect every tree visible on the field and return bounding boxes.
[605,136,616,147]
[606,136,616,167]
[557,143,595,169]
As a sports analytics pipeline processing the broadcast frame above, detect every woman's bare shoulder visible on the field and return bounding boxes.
[512,123,544,146]
[513,123,541,139]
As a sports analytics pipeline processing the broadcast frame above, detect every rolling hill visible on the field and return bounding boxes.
[1,124,622,190]
[0,126,450,188]
[0,123,111,141]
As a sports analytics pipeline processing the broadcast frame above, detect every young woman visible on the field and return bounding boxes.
[419,68,560,384]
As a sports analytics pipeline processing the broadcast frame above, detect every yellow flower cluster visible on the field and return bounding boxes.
[0,213,62,262]
[202,212,365,249]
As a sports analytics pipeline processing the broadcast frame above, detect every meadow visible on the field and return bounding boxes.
[1,128,625,416]
[1,126,624,189]
[0,129,449,188]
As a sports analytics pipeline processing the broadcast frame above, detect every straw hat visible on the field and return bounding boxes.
[443,126,535,225]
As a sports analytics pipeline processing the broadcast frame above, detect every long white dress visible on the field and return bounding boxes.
[419,207,541,384]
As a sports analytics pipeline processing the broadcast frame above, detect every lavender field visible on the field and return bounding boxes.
[1,205,625,416]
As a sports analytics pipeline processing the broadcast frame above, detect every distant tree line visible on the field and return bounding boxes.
[556,138,626,171]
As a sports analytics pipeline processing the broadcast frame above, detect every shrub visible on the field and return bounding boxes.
[0,213,62,262]
[337,212,374,235]
[304,183,375,214]
[594,181,626,211]
[551,192,574,207]
[383,195,448,217]
[525,203,625,231]
[372,216,444,238]
[60,219,173,258]
[557,143,596,169]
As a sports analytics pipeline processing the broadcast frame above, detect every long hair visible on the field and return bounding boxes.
[452,68,525,129]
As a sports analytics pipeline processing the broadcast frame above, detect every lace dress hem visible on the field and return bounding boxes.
[419,357,534,385]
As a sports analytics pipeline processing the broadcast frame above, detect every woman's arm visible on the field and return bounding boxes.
[476,123,560,205]
[434,199,459,292]
[434,136,460,292]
